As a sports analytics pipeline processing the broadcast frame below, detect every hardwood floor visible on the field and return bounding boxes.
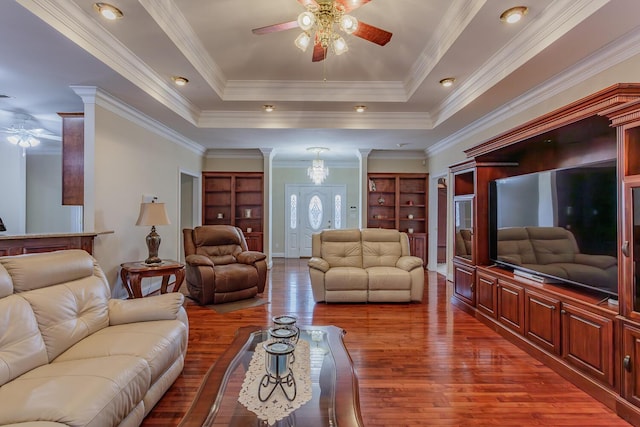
[143,258,631,426]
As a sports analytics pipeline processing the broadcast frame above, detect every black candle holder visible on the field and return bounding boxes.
[259,342,296,402]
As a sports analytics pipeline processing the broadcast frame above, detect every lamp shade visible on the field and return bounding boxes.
[135,202,171,226]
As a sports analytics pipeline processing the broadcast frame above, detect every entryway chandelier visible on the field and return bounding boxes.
[307,147,329,185]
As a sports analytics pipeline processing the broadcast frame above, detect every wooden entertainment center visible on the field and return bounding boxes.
[450,83,640,424]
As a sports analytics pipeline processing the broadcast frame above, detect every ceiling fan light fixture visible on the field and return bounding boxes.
[172,76,189,86]
[7,135,19,145]
[439,77,455,87]
[298,11,316,31]
[93,3,123,20]
[295,32,312,52]
[332,36,348,55]
[500,6,528,24]
[340,15,358,34]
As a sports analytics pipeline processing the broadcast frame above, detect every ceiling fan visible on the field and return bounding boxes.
[252,0,392,62]
[1,118,61,149]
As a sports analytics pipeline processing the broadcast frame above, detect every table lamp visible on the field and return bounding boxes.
[135,199,171,264]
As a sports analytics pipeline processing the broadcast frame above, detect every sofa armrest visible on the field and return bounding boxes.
[109,293,185,325]
[186,254,214,267]
[308,257,330,273]
[237,251,267,265]
[396,256,423,271]
[574,253,618,269]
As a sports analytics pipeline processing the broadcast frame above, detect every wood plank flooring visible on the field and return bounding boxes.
[143,258,631,426]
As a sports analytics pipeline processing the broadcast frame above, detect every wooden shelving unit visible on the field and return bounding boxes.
[367,173,428,266]
[202,172,264,251]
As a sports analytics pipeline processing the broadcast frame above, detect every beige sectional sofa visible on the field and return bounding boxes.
[0,249,188,427]
[308,228,424,303]
[497,226,617,292]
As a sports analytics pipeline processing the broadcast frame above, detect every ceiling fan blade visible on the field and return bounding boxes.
[252,20,299,35]
[297,0,319,8]
[334,0,371,13]
[352,21,392,46]
[312,42,327,62]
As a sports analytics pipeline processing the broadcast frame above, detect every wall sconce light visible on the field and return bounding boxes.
[135,198,171,264]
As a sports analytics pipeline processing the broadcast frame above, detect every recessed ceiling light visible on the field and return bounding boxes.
[500,6,528,24]
[263,105,275,112]
[354,105,367,113]
[93,3,123,20]
[439,78,455,87]
[172,76,189,86]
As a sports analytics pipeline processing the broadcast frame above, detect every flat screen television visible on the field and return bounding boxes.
[488,160,618,297]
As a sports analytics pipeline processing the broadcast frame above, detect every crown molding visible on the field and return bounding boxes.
[405,0,486,98]
[70,86,205,156]
[431,0,610,127]
[198,111,432,129]
[139,0,226,99]
[369,150,427,160]
[273,159,359,168]
[18,0,201,125]
[223,80,407,102]
[426,24,640,158]
[204,148,263,159]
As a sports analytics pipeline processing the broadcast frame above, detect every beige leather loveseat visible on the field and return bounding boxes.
[0,249,188,427]
[497,226,617,292]
[308,228,424,303]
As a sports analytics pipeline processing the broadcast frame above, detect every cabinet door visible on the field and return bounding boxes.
[476,271,497,319]
[525,290,561,355]
[408,233,426,267]
[453,262,475,306]
[244,232,263,252]
[497,279,524,335]
[561,303,614,387]
[622,322,640,407]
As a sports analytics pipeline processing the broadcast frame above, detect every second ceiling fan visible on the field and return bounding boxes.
[252,0,392,62]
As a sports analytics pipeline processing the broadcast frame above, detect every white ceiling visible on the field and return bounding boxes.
[1,0,640,162]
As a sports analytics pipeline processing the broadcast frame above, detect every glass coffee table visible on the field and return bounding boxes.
[178,325,363,427]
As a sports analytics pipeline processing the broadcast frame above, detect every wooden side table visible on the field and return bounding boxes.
[120,260,185,298]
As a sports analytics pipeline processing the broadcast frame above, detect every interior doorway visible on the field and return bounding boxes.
[284,184,346,258]
[179,170,199,263]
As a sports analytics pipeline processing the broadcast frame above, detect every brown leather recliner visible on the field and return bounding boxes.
[183,225,267,305]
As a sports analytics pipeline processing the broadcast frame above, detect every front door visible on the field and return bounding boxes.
[285,184,346,258]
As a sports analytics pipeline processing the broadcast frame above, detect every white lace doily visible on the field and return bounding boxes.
[238,339,312,425]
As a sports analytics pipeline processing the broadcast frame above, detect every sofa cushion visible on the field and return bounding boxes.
[361,229,402,268]
[324,267,368,291]
[0,355,149,427]
[55,320,188,384]
[0,295,48,386]
[366,266,411,291]
[0,250,97,293]
[19,277,110,362]
[0,263,12,298]
[320,229,363,268]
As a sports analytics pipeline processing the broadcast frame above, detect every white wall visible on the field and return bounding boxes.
[89,105,203,297]
[0,143,26,235]
[26,153,81,233]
